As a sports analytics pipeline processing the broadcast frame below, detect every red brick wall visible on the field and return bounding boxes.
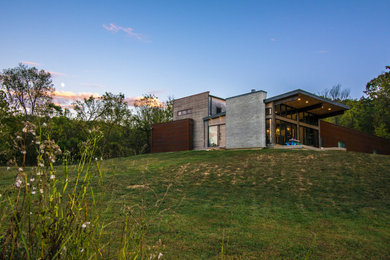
[151,119,193,153]
[320,120,390,155]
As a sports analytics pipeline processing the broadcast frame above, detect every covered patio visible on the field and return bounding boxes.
[264,89,350,147]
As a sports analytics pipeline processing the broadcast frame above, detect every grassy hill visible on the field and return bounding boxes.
[2,149,390,258]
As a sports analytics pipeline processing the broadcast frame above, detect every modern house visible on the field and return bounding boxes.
[151,89,390,154]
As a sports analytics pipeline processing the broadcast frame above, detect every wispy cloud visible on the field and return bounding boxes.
[319,50,329,54]
[103,23,144,40]
[53,90,100,100]
[270,38,277,42]
[52,90,100,107]
[21,61,41,66]
[52,91,164,108]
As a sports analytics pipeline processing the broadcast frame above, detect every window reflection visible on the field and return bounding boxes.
[208,126,218,147]
[275,119,297,145]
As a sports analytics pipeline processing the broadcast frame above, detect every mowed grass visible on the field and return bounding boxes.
[2,149,390,259]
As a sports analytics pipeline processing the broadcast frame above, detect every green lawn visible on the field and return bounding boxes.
[1,149,390,259]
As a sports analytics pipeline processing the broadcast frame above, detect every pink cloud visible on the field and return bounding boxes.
[53,90,100,100]
[128,96,164,108]
[21,61,41,66]
[52,91,164,109]
[103,23,144,40]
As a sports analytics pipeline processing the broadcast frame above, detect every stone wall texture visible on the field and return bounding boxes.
[226,91,267,149]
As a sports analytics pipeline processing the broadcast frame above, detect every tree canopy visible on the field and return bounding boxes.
[364,66,390,138]
[0,63,54,117]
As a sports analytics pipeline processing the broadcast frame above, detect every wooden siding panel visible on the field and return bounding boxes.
[320,120,390,155]
[151,119,193,153]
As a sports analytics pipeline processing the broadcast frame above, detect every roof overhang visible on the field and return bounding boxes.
[264,89,350,118]
[203,112,226,121]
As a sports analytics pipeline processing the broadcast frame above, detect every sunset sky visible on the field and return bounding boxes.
[1,0,389,105]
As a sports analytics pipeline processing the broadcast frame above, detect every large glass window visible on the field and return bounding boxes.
[299,126,319,147]
[299,112,318,126]
[274,104,318,125]
[274,104,297,121]
[266,119,271,144]
[275,120,297,145]
[208,126,218,147]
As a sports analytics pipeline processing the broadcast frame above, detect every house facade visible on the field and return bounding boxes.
[151,89,390,154]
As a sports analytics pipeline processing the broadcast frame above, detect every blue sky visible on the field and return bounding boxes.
[1,0,389,105]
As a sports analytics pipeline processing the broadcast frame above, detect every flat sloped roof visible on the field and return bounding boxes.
[264,89,350,117]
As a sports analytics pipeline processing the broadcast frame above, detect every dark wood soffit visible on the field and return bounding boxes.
[274,94,299,106]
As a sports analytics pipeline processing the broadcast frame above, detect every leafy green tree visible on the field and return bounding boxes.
[100,92,132,157]
[73,95,105,121]
[336,98,375,134]
[0,63,54,117]
[364,66,390,138]
[133,94,173,153]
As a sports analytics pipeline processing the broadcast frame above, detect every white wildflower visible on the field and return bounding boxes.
[95,157,98,161]
[30,178,35,182]
[81,222,90,229]
[15,178,22,188]
[40,189,43,194]
[31,191,36,195]
[42,123,47,127]
[158,253,163,259]
[80,248,84,253]
[18,167,23,172]
[6,167,10,171]
[35,141,40,145]
[36,171,42,176]
[50,174,55,180]
[32,186,36,190]
[16,136,22,140]
[30,212,32,215]
[0,194,2,197]
[38,162,44,167]
[21,150,26,155]
[22,127,28,133]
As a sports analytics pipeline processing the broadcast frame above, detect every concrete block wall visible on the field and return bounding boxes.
[173,92,209,150]
[226,91,267,149]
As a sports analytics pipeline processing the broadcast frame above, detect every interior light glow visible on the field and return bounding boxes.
[297,98,301,101]
[328,108,332,111]
[305,100,309,104]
